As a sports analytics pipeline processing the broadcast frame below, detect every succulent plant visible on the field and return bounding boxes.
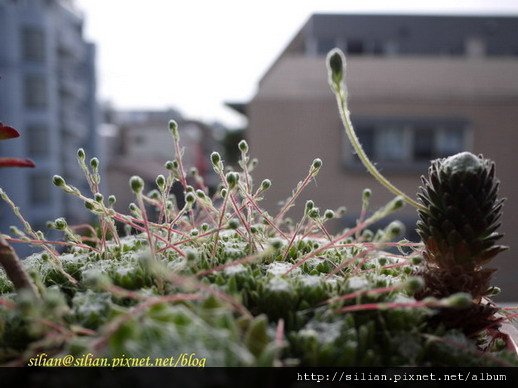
[326,48,514,342]
[417,152,506,269]
[416,152,507,300]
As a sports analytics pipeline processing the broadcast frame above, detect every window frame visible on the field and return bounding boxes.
[24,74,48,109]
[21,25,46,63]
[343,117,471,172]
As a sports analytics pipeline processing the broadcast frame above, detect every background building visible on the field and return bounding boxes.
[102,109,221,213]
[0,0,97,254]
[240,14,518,300]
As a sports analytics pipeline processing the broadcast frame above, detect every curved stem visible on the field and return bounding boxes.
[330,70,425,211]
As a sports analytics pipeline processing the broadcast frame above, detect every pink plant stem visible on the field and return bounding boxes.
[156,227,222,254]
[241,190,289,240]
[275,319,285,348]
[328,285,402,304]
[337,300,431,314]
[274,173,313,224]
[285,220,370,275]
[282,216,306,261]
[70,223,100,239]
[111,213,186,257]
[0,298,15,309]
[173,141,188,189]
[229,193,257,253]
[211,194,229,258]
[136,195,156,261]
[351,247,378,275]
[6,236,100,253]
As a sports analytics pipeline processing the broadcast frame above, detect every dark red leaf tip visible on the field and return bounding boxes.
[0,123,21,140]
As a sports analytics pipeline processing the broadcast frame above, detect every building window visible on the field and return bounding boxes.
[412,127,434,161]
[317,37,336,55]
[347,118,469,170]
[26,124,50,157]
[21,26,45,62]
[346,40,364,55]
[29,173,52,205]
[24,74,47,109]
[376,126,406,161]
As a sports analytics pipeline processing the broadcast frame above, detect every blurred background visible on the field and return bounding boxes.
[1,0,518,299]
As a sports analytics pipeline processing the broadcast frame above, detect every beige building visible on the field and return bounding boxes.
[103,110,220,213]
[238,14,518,300]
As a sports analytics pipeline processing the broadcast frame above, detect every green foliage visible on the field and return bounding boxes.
[0,55,515,367]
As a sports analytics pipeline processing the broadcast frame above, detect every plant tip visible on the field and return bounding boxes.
[324,209,335,219]
[260,179,272,191]
[77,148,85,160]
[404,277,424,294]
[238,139,249,153]
[52,175,66,187]
[326,48,345,86]
[130,175,144,194]
[90,157,99,169]
[169,120,179,140]
[156,174,166,189]
[226,172,239,190]
[108,195,116,205]
[211,152,221,166]
[444,293,473,309]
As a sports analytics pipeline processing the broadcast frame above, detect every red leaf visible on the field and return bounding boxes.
[0,123,21,140]
[0,158,36,168]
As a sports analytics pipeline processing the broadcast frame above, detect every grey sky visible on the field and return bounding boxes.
[76,0,518,128]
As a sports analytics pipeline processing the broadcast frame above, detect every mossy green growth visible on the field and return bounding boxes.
[0,69,516,367]
[0,145,514,367]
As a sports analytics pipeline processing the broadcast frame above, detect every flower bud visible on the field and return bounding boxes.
[185,192,196,203]
[54,217,67,230]
[156,174,166,189]
[238,139,249,153]
[226,172,239,190]
[148,190,160,200]
[227,219,239,230]
[308,207,320,219]
[404,277,424,294]
[304,200,315,214]
[130,176,144,194]
[444,293,472,309]
[211,152,221,166]
[270,238,283,250]
[260,179,271,191]
[108,195,116,206]
[52,175,66,187]
[327,48,345,85]
[77,148,85,160]
[169,120,179,140]
[324,209,335,219]
[90,157,99,169]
